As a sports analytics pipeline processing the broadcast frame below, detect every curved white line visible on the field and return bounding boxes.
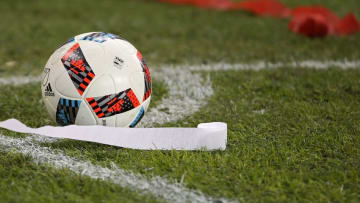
[138,67,213,127]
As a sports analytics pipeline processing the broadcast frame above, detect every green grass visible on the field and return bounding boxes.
[2,68,360,202]
[0,152,161,203]
[1,0,360,202]
[41,68,360,202]
[0,0,359,76]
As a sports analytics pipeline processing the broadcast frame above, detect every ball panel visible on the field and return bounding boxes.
[75,101,97,126]
[78,40,107,76]
[129,106,145,128]
[86,88,140,119]
[137,51,152,102]
[77,32,123,44]
[126,96,151,127]
[52,40,78,66]
[98,115,116,126]
[118,40,138,55]
[115,106,141,127]
[74,32,99,41]
[85,74,115,98]
[101,39,139,69]
[142,95,152,113]
[61,42,96,96]
[56,98,82,126]
[55,71,82,99]
[99,41,131,74]
[128,72,146,103]
[42,95,57,123]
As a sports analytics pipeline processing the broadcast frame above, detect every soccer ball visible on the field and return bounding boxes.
[41,32,152,127]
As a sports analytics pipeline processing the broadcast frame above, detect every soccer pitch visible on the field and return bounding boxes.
[0,0,360,202]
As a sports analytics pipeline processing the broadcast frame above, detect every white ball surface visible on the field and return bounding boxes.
[41,32,152,127]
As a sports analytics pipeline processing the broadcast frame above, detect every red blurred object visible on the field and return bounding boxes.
[335,13,360,35]
[289,6,360,37]
[289,6,338,37]
[193,0,234,10]
[291,6,339,23]
[157,0,360,37]
[289,14,331,37]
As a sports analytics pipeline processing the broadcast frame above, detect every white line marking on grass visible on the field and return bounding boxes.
[0,75,41,86]
[0,135,235,203]
[186,60,360,71]
[138,67,213,127]
[292,60,360,69]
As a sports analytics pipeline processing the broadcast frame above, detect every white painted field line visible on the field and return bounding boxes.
[0,75,41,86]
[186,60,360,71]
[0,134,234,203]
[138,67,213,127]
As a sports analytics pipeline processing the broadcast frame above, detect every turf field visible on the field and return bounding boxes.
[0,0,360,202]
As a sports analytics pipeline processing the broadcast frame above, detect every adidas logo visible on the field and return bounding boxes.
[44,83,55,96]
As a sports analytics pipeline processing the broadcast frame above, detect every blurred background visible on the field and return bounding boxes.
[0,0,359,76]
